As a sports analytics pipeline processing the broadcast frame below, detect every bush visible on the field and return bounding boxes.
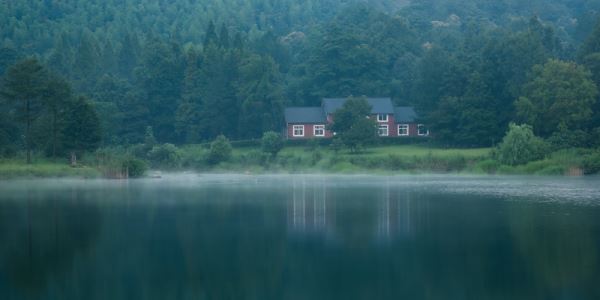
[147,143,182,169]
[475,159,501,174]
[497,123,548,166]
[261,131,284,157]
[330,138,343,153]
[179,146,208,169]
[547,124,590,150]
[122,158,148,178]
[583,152,600,174]
[239,149,268,166]
[208,135,232,165]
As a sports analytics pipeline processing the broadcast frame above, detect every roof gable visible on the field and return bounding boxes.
[394,106,418,122]
[284,107,326,124]
[322,97,395,115]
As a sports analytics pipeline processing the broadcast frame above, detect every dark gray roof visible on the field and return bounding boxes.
[284,107,326,124]
[322,97,395,114]
[394,107,418,122]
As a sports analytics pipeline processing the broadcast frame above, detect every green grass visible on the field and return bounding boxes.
[272,145,490,158]
[0,159,101,179]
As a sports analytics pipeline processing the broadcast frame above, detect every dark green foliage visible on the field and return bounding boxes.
[330,138,344,154]
[582,151,600,174]
[516,60,598,136]
[121,157,148,178]
[237,54,285,139]
[330,97,378,152]
[0,58,48,163]
[261,131,283,157]
[147,144,182,169]
[0,0,599,153]
[144,126,157,150]
[62,96,102,155]
[547,124,591,150]
[496,123,548,166]
[208,135,233,165]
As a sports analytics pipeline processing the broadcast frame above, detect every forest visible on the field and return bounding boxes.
[1,0,600,172]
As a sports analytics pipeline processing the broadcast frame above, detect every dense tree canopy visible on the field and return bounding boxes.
[516,60,598,136]
[0,0,599,153]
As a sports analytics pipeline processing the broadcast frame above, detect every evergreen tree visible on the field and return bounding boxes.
[219,24,230,48]
[237,54,285,139]
[135,38,183,142]
[204,21,219,48]
[42,74,73,158]
[73,31,100,89]
[117,31,140,79]
[0,58,48,163]
[63,96,102,161]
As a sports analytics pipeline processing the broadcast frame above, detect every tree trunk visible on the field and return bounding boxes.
[52,110,57,159]
[70,151,77,167]
[26,99,31,164]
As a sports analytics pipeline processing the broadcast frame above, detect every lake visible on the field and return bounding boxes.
[1,174,599,300]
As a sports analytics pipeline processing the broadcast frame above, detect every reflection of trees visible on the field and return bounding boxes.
[0,188,102,299]
[1,179,598,299]
[508,203,600,298]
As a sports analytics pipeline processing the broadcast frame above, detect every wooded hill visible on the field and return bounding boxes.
[1,0,600,157]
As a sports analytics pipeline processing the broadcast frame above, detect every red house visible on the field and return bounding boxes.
[284,97,428,139]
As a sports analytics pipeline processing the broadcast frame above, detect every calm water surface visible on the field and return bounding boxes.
[1,174,599,300]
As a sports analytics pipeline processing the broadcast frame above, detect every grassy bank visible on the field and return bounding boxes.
[1,144,599,178]
[0,159,101,179]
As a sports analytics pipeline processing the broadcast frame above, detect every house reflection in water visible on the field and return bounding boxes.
[377,180,416,242]
[287,178,335,239]
[287,178,426,243]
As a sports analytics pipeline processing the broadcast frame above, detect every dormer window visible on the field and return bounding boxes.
[377,114,388,122]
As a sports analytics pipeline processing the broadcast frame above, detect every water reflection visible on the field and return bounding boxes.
[0,176,599,299]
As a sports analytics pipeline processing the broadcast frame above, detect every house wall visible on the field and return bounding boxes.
[376,114,396,137]
[287,123,332,139]
[286,118,424,139]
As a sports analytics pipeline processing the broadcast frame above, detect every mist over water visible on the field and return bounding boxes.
[1,174,599,299]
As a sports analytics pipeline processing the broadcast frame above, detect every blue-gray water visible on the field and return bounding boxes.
[1,174,599,300]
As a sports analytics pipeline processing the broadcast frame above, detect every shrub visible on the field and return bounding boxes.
[547,124,590,150]
[475,159,501,174]
[122,158,148,178]
[583,152,600,174]
[330,138,343,153]
[261,131,283,157]
[497,123,548,166]
[180,146,208,169]
[238,149,268,166]
[208,135,232,165]
[148,143,182,169]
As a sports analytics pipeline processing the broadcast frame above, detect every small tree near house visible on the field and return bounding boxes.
[261,131,283,157]
[330,96,378,153]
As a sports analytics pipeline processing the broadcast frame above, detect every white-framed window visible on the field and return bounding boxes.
[377,114,388,122]
[313,125,325,137]
[418,124,429,136]
[398,124,409,136]
[293,125,304,137]
[378,124,389,137]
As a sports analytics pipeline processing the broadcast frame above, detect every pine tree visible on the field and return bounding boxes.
[63,96,102,163]
[0,58,47,163]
